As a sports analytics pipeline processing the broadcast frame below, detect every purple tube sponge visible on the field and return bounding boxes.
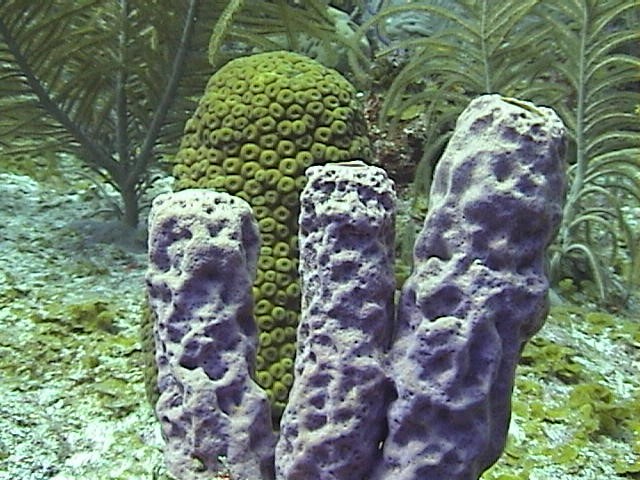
[372,95,567,480]
[275,162,396,480]
[146,190,276,480]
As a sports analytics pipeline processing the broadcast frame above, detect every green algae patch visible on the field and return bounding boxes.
[482,303,640,479]
[29,299,123,335]
[519,336,585,383]
[0,285,162,476]
[0,152,65,185]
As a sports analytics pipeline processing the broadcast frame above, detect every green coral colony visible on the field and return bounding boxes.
[171,50,371,418]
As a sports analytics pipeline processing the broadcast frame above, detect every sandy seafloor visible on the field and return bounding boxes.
[0,159,638,480]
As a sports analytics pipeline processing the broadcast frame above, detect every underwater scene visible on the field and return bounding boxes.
[0,1,639,479]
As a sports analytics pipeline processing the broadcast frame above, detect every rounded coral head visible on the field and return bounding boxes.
[173,50,370,193]
[171,50,371,422]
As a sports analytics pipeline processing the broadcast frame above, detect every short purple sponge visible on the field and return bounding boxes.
[372,95,566,480]
[275,162,396,480]
[146,190,276,480]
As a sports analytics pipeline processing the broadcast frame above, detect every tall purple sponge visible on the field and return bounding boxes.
[275,162,396,480]
[146,190,276,480]
[373,95,567,480]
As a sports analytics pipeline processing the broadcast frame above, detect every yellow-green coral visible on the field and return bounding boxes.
[140,300,158,407]
[172,50,370,421]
